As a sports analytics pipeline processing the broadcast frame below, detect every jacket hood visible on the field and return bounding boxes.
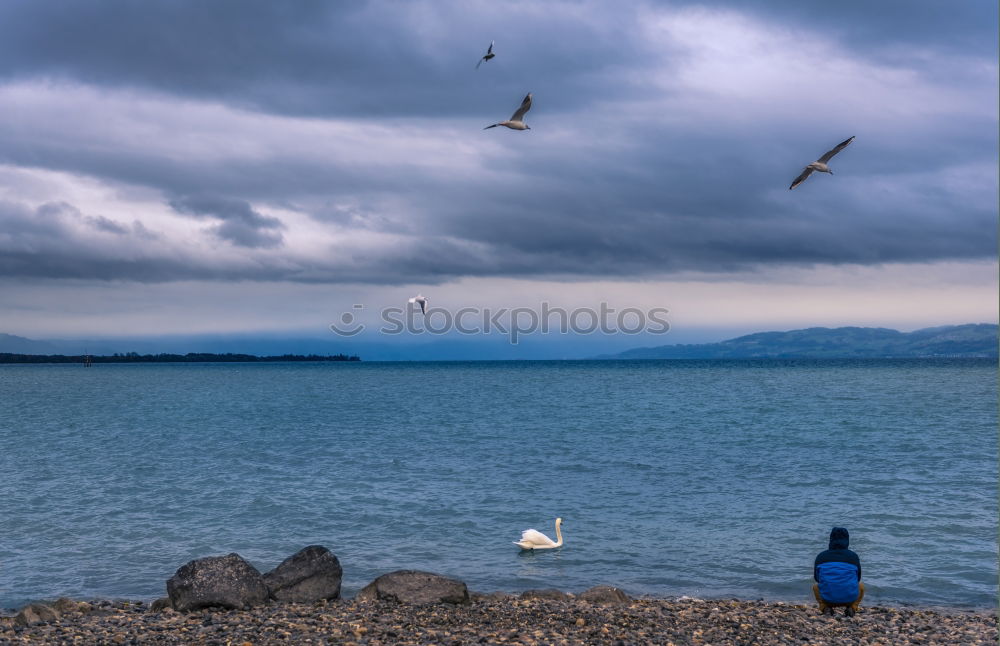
[829,527,850,550]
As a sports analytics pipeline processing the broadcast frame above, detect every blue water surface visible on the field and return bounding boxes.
[0,359,996,609]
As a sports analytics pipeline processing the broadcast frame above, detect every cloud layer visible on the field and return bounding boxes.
[0,0,995,285]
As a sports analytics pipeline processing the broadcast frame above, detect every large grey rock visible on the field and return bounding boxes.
[578,585,630,604]
[263,545,343,602]
[166,553,269,612]
[15,603,59,626]
[357,570,470,605]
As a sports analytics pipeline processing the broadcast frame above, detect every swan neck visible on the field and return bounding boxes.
[554,520,563,547]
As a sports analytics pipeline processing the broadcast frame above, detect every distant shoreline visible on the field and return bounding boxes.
[0,352,361,364]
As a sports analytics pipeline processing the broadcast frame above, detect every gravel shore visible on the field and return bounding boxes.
[1,596,995,645]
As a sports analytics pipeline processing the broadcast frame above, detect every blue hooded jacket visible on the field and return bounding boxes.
[813,527,862,603]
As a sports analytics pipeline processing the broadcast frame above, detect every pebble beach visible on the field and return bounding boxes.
[2,596,996,646]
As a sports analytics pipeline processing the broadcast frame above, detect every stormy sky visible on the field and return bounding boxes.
[0,0,996,345]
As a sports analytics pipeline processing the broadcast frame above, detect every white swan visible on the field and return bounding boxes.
[484,93,532,130]
[514,517,563,550]
[789,136,855,189]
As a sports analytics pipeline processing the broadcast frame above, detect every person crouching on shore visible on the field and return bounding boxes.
[813,526,864,616]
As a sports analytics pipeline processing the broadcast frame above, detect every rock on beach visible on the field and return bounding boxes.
[263,544,343,602]
[578,584,631,604]
[13,603,59,626]
[166,552,269,611]
[357,569,471,605]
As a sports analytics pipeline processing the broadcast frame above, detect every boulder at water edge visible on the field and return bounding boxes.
[263,545,343,602]
[579,585,631,604]
[14,604,59,626]
[357,570,470,605]
[166,553,269,612]
[51,598,84,615]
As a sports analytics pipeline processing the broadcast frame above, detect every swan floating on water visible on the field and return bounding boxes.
[789,136,855,190]
[514,517,563,550]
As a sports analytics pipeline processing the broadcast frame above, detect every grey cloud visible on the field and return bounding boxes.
[0,200,182,280]
[1,114,995,284]
[85,214,130,235]
[131,220,161,240]
[212,219,283,249]
[0,1,994,285]
[0,0,660,119]
[419,120,997,271]
[308,202,398,230]
[18,202,134,241]
[0,186,994,285]
[170,195,285,248]
[690,0,998,60]
[0,1,992,121]
[0,198,283,281]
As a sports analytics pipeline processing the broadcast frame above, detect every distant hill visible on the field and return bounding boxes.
[595,324,999,359]
[0,333,63,354]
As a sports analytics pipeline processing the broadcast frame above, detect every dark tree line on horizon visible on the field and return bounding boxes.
[0,352,361,364]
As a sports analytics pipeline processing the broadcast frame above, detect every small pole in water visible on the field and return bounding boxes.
[84,352,93,367]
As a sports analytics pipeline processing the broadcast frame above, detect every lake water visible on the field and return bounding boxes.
[0,359,996,610]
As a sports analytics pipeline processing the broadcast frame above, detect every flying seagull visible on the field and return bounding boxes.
[484,93,532,130]
[408,293,427,315]
[789,136,855,190]
[476,40,495,69]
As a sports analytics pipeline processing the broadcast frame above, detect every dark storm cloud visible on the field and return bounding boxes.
[0,0,992,118]
[0,198,301,281]
[0,0,646,119]
[170,195,285,248]
[0,200,187,280]
[423,162,996,277]
[0,0,995,284]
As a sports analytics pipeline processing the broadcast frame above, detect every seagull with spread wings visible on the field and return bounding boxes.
[484,93,532,131]
[476,40,495,69]
[789,136,855,190]
[408,293,427,315]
